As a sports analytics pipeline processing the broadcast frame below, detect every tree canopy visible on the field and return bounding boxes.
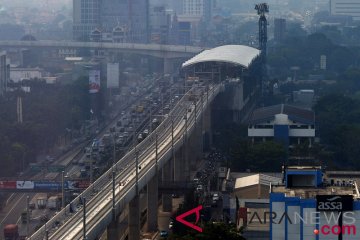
[0,77,90,177]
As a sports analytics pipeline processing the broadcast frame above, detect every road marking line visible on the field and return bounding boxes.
[0,193,24,226]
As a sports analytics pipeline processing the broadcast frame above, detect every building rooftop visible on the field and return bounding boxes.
[235,173,282,189]
[248,104,315,124]
[271,185,356,199]
[271,166,360,199]
[182,45,261,69]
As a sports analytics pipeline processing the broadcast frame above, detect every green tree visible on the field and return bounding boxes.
[169,222,245,240]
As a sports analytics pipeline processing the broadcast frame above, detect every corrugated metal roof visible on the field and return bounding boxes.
[235,173,282,189]
[248,104,315,124]
[181,45,261,68]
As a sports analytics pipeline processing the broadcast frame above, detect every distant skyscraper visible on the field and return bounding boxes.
[101,0,149,43]
[274,18,286,42]
[150,6,170,44]
[73,0,100,41]
[0,51,9,96]
[331,0,360,20]
[183,0,212,19]
[73,0,149,43]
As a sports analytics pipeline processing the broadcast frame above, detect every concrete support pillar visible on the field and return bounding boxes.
[162,160,173,212]
[203,105,212,151]
[174,146,184,181]
[187,125,202,171]
[163,58,174,75]
[183,133,190,180]
[146,174,158,232]
[107,217,121,240]
[128,195,140,240]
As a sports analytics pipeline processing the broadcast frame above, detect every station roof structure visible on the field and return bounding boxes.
[182,45,261,69]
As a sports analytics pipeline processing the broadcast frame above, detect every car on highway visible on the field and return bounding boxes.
[160,230,168,238]
[169,221,174,229]
[212,193,219,201]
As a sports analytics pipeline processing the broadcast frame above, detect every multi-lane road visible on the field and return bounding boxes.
[0,75,171,238]
[28,82,221,240]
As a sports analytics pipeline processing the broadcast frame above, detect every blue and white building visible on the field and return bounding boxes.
[248,104,315,147]
[270,166,360,240]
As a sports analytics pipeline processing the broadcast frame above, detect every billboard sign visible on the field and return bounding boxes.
[47,165,66,173]
[66,181,90,190]
[16,181,34,189]
[107,63,119,88]
[34,181,61,190]
[89,70,100,93]
[30,163,43,172]
[0,181,16,189]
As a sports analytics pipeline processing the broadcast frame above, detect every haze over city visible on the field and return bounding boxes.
[0,0,360,239]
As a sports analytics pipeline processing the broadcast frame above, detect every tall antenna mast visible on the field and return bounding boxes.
[255,3,269,56]
[255,3,269,98]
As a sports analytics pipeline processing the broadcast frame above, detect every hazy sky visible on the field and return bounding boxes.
[0,0,72,9]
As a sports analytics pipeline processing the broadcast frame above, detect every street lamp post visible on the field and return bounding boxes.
[90,148,93,185]
[194,97,197,125]
[112,168,116,221]
[155,130,158,168]
[45,223,49,240]
[26,195,30,237]
[112,133,116,166]
[171,116,174,159]
[135,146,139,195]
[61,171,65,209]
[83,197,87,240]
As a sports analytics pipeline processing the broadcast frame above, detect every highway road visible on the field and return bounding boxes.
[28,82,221,240]
[0,75,165,238]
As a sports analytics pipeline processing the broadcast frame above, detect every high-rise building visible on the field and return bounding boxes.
[330,0,360,20]
[100,0,149,43]
[150,6,170,44]
[73,0,100,41]
[0,51,10,96]
[73,0,149,43]
[183,0,212,20]
[274,18,286,42]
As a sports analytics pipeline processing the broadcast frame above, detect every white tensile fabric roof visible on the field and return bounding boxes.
[182,45,261,69]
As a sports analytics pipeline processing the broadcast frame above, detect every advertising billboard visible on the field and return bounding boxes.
[34,181,61,191]
[16,181,34,189]
[89,70,100,93]
[66,181,90,190]
[0,181,16,189]
[107,63,119,88]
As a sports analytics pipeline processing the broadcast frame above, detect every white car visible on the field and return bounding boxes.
[196,185,203,191]
[212,193,219,201]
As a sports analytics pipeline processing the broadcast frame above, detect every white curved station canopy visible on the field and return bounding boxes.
[182,45,261,69]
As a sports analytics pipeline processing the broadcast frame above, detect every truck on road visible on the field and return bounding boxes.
[47,196,61,210]
[36,194,47,209]
[4,224,19,240]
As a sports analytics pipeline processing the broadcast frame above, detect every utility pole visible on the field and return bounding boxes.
[26,195,29,237]
[171,116,174,160]
[112,168,116,221]
[155,130,158,166]
[112,133,116,166]
[255,3,269,97]
[90,148,93,185]
[83,197,87,240]
[61,171,65,209]
[135,146,139,195]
